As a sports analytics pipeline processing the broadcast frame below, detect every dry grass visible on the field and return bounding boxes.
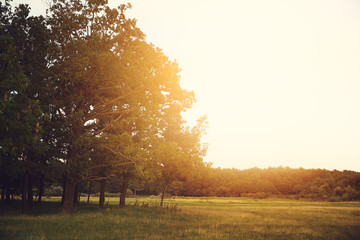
[1,197,359,240]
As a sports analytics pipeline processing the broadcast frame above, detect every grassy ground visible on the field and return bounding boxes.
[1,196,359,240]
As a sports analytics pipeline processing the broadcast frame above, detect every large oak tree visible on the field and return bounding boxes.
[46,0,194,214]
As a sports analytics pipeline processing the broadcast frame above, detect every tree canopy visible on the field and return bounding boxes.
[0,0,207,214]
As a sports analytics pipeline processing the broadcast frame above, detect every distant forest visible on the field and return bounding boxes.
[1,0,359,216]
[76,167,360,202]
[4,166,360,204]
[176,167,360,201]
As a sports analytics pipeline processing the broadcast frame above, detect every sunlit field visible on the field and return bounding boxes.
[2,1,360,240]
[1,197,359,240]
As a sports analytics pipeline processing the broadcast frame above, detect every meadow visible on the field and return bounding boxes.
[1,196,359,240]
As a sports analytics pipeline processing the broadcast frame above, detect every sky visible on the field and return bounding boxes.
[10,0,360,172]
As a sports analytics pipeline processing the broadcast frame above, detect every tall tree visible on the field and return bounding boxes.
[0,2,49,212]
[152,116,208,207]
[46,0,194,214]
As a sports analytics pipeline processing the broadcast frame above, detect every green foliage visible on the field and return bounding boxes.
[44,185,63,197]
[178,167,360,201]
[1,0,206,214]
[0,3,52,207]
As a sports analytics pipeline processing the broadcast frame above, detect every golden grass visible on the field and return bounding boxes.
[1,197,359,240]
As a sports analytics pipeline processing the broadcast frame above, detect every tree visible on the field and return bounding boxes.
[0,2,49,212]
[2,1,212,213]
[152,116,208,207]
[46,0,194,214]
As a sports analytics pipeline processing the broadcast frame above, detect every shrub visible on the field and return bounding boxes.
[342,185,358,201]
[328,196,342,202]
[333,187,344,197]
[244,192,269,199]
[45,185,63,196]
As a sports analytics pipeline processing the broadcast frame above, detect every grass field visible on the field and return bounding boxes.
[1,196,359,240]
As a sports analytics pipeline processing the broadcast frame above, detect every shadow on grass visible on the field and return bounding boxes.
[0,199,103,216]
[0,199,167,217]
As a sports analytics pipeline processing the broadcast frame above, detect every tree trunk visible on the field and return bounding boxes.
[99,179,106,210]
[5,187,10,202]
[1,185,5,200]
[62,177,77,214]
[160,183,167,208]
[22,171,29,214]
[61,175,66,204]
[3,179,11,202]
[27,175,33,209]
[119,177,129,208]
[38,174,44,202]
[87,181,92,204]
[73,183,79,205]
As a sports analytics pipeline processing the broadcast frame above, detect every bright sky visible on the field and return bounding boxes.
[11,0,360,171]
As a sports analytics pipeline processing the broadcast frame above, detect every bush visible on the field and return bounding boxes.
[244,192,269,199]
[342,185,359,201]
[93,189,133,198]
[333,187,344,197]
[45,185,63,196]
[304,193,321,200]
[328,196,342,202]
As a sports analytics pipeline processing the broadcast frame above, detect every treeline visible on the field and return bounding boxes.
[176,167,360,201]
[21,166,360,203]
[0,0,207,214]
